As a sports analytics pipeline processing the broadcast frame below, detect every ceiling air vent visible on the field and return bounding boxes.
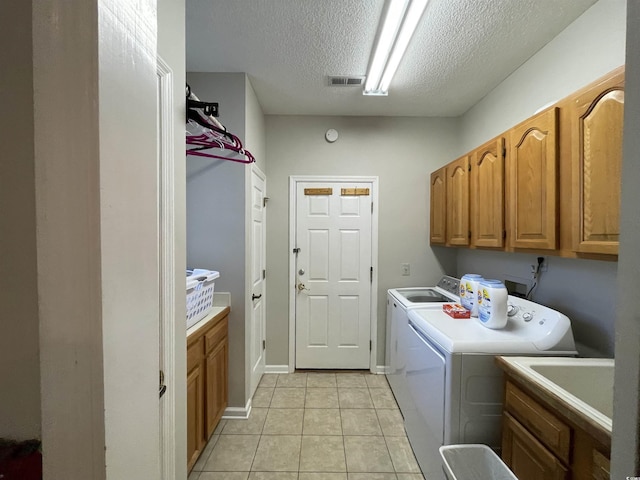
[328,75,365,87]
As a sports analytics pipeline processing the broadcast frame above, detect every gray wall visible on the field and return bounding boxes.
[612,0,640,474]
[455,0,626,356]
[245,79,267,173]
[265,116,459,366]
[186,72,253,407]
[0,0,41,441]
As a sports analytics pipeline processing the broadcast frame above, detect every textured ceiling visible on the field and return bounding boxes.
[186,0,597,116]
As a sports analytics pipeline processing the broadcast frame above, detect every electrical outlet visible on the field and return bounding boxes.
[531,256,548,274]
[401,263,410,276]
[539,257,548,272]
[536,256,548,272]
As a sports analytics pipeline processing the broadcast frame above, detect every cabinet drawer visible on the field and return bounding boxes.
[505,381,571,464]
[502,412,568,480]
[205,316,228,353]
[187,337,204,372]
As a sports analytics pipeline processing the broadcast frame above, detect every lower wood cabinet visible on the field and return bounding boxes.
[501,379,610,480]
[187,307,229,472]
[502,412,568,480]
[186,359,204,470]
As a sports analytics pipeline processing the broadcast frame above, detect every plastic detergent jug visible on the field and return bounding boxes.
[477,279,508,329]
[459,274,484,317]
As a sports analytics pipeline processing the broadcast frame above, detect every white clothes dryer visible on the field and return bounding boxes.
[403,296,577,480]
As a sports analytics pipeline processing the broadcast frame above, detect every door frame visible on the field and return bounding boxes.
[157,55,176,480]
[288,175,379,373]
[246,164,267,399]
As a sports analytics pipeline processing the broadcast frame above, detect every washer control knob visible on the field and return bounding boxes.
[523,312,533,322]
[507,304,518,317]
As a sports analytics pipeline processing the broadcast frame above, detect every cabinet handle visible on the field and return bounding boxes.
[252,293,262,300]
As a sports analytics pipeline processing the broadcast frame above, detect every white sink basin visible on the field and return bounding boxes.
[500,357,614,432]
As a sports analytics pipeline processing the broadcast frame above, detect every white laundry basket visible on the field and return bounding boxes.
[186,269,220,328]
[439,445,518,480]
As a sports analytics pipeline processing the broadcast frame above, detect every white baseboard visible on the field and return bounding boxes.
[265,364,290,374]
[222,398,252,419]
[264,365,386,374]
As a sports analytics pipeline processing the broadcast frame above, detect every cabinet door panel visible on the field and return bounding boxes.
[430,168,447,245]
[572,70,624,255]
[206,338,228,438]
[187,363,205,471]
[502,412,568,480]
[446,156,470,246]
[509,108,558,250]
[505,382,570,463]
[471,137,505,247]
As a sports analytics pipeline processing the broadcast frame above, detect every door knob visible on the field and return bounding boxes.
[297,283,309,292]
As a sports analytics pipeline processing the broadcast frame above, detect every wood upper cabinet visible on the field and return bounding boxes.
[430,167,447,245]
[446,155,470,246]
[508,107,558,250]
[571,67,624,255]
[471,136,505,248]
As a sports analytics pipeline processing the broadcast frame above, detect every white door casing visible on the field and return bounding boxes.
[291,177,378,370]
[156,56,176,480]
[249,166,266,394]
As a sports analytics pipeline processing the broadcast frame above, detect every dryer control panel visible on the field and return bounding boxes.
[507,296,576,352]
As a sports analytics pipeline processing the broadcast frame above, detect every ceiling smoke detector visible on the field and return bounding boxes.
[328,76,366,87]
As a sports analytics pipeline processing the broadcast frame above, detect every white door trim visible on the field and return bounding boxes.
[157,56,176,480]
[288,175,379,373]
[247,164,267,399]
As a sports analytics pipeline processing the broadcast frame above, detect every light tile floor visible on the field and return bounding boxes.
[189,372,425,480]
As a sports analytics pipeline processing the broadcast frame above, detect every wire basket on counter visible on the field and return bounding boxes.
[186,269,220,328]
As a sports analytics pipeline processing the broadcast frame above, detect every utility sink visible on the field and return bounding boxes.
[498,356,614,432]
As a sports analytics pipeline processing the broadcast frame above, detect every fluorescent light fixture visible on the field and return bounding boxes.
[364,0,429,96]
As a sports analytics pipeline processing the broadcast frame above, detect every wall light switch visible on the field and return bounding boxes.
[401,263,410,276]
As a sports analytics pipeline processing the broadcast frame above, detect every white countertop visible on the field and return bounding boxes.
[498,356,614,434]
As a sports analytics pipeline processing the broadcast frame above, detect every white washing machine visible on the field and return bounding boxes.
[403,296,577,480]
[385,277,460,413]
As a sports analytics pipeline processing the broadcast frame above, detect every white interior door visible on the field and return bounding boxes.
[295,181,372,369]
[249,167,266,393]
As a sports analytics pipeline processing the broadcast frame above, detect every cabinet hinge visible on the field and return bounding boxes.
[468,164,471,172]
[469,231,472,240]
[503,230,507,239]
[502,147,507,159]
[263,269,266,279]
[370,266,373,282]
[263,340,266,350]
[369,340,372,351]
[371,202,374,214]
